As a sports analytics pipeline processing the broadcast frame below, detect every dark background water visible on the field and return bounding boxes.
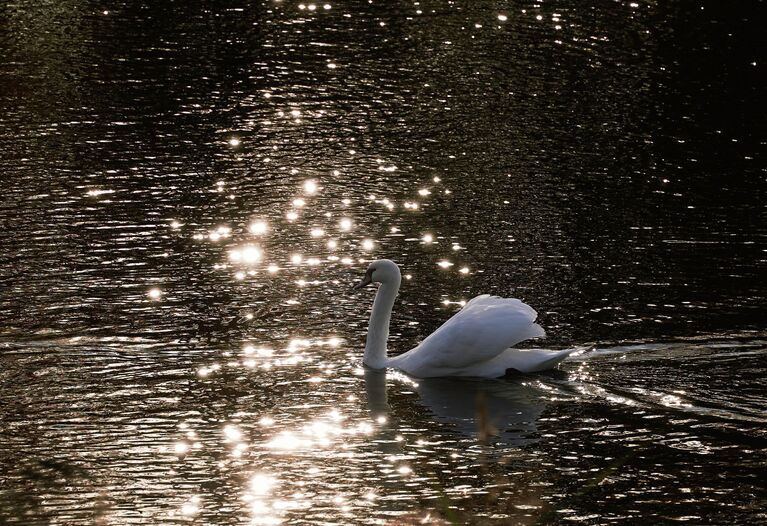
[1,1,765,524]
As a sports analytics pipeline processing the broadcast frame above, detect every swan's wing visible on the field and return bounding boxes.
[402,295,545,370]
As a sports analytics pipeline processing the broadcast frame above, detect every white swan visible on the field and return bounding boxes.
[353,259,576,378]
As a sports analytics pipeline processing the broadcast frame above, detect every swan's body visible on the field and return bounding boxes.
[354,259,575,378]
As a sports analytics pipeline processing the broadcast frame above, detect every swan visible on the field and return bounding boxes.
[353,259,576,378]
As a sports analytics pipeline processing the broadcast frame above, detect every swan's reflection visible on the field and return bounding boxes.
[364,369,547,446]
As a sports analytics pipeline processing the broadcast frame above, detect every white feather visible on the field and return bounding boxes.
[358,260,576,378]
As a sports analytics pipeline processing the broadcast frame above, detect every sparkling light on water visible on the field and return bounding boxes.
[229,245,263,264]
[250,221,269,235]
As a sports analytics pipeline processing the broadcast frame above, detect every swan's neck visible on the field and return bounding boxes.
[364,278,400,369]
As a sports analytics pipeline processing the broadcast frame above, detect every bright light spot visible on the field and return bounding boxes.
[433,176,441,182]
[422,234,434,243]
[307,257,320,265]
[288,338,311,351]
[174,442,189,454]
[247,345,274,357]
[148,288,162,300]
[303,180,318,194]
[357,422,374,434]
[230,245,262,264]
[290,109,301,118]
[181,498,200,516]
[498,14,508,21]
[250,221,268,235]
[418,188,431,196]
[459,267,470,274]
[536,14,543,20]
[291,254,303,264]
[223,425,242,442]
[397,466,412,475]
[308,3,316,10]
[249,499,269,514]
[376,416,387,424]
[327,63,337,69]
[404,274,412,280]
[251,474,277,496]
[267,264,279,273]
[324,3,331,9]
[235,271,245,280]
[259,416,275,426]
[229,138,241,146]
[170,220,182,229]
[266,432,309,450]
[232,442,247,457]
[437,260,454,268]
[361,239,374,250]
[293,198,306,208]
[341,198,350,205]
[310,228,325,237]
[339,218,352,231]
[327,239,338,249]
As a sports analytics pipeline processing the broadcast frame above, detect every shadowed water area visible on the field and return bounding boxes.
[1,0,765,524]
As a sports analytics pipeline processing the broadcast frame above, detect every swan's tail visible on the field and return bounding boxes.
[453,347,581,377]
[520,347,578,373]
[490,347,577,374]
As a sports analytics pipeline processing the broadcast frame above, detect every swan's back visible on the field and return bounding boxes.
[391,295,548,377]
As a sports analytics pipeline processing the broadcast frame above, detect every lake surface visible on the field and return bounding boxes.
[1,0,765,524]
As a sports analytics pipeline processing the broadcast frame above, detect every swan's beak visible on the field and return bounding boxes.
[352,274,373,290]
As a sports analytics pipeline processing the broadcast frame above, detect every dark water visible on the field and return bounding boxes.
[1,1,765,524]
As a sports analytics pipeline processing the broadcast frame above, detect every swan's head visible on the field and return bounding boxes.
[352,259,401,290]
